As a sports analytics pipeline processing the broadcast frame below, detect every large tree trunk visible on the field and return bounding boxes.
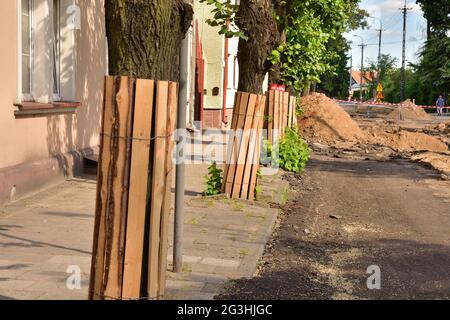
[105,0,193,81]
[236,0,282,94]
[268,1,288,87]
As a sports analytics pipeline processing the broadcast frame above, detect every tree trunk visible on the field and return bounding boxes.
[268,1,288,87]
[302,82,311,97]
[236,0,282,94]
[105,0,193,81]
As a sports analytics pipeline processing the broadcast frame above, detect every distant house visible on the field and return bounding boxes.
[349,70,378,99]
[193,0,240,128]
[0,0,106,205]
[192,0,270,128]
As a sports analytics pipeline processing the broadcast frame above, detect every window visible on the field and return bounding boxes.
[21,0,32,98]
[52,0,61,99]
[18,0,74,105]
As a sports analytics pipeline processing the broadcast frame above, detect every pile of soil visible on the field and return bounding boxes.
[299,93,365,144]
[412,152,450,179]
[436,121,450,134]
[387,107,431,122]
[298,94,447,153]
[364,128,448,153]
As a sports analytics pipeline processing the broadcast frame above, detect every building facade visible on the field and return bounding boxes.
[193,0,239,128]
[0,0,106,204]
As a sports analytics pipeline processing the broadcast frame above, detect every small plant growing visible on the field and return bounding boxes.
[277,128,310,173]
[203,162,223,196]
[260,139,274,166]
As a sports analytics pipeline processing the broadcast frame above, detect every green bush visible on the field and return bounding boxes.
[203,162,223,196]
[277,128,310,173]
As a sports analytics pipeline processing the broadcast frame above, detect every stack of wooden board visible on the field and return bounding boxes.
[222,92,266,200]
[89,76,177,300]
[265,90,298,144]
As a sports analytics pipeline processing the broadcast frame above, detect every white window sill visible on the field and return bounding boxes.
[14,101,81,118]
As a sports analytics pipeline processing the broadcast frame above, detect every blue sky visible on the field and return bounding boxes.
[346,0,427,69]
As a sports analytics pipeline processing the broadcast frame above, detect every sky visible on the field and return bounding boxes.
[346,0,427,70]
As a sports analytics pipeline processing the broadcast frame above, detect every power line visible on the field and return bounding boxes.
[351,39,419,47]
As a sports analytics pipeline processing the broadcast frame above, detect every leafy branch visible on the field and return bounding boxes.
[199,0,248,40]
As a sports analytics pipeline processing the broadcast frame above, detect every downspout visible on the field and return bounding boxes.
[173,21,191,274]
[222,32,229,126]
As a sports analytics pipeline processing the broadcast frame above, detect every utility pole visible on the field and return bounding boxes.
[400,0,412,102]
[354,35,366,102]
[360,44,364,102]
[349,55,353,98]
[376,27,385,86]
[369,16,384,87]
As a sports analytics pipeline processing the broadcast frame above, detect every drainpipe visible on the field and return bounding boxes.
[222,33,229,126]
[174,24,190,274]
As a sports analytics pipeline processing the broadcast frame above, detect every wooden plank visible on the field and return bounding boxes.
[231,94,257,199]
[248,95,267,201]
[89,76,115,300]
[241,94,265,199]
[292,97,298,127]
[282,92,289,134]
[147,81,169,299]
[158,81,178,299]
[288,97,294,127]
[273,91,280,144]
[103,76,134,300]
[267,91,274,145]
[222,92,241,193]
[224,92,249,196]
[122,79,155,300]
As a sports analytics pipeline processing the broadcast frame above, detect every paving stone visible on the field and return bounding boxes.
[166,255,203,264]
[0,279,35,291]
[200,258,240,269]
[0,289,45,300]
[47,255,91,265]
[16,270,69,281]
[0,269,27,279]
[0,138,280,300]
[166,280,205,290]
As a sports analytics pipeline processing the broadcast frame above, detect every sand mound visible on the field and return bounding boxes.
[436,121,450,134]
[364,128,448,153]
[299,93,365,144]
[298,93,448,154]
[412,152,450,179]
[297,94,449,179]
[388,107,431,121]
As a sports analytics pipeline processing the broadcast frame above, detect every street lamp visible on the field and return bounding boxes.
[369,16,384,87]
[354,35,365,102]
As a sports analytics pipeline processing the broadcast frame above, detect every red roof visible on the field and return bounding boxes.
[351,70,378,85]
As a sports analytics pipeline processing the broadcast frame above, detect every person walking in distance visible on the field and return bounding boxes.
[436,95,445,116]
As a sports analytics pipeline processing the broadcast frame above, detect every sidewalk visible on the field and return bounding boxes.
[0,132,288,300]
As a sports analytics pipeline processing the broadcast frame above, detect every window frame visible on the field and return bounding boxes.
[52,0,61,101]
[19,0,34,102]
[18,0,64,103]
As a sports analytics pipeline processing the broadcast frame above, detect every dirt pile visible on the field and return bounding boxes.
[387,106,431,122]
[436,121,450,134]
[299,93,365,144]
[298,94,446,153]
[412,152,450,179]
[364,128,449,153]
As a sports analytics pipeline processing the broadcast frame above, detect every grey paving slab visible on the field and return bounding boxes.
[0,134,287,300]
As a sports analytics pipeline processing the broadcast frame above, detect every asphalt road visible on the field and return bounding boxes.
[218,154,450,300]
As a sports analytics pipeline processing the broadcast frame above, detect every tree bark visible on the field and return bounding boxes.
[236,0,282,94]
[268,0,288,87]
[105,0,193,81]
